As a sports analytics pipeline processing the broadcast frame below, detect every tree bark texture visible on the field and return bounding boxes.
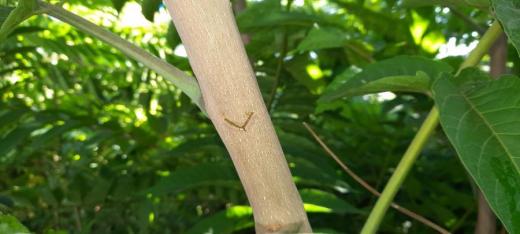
[164,1,312,233]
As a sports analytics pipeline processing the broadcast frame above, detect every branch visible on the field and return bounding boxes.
[361,21,503,234]
[303,122,450,234]
[266,32,288,112]
[449,7,486,35]
[474,28,507,234]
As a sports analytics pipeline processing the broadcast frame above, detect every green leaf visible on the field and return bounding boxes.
[141,0,161,22]
[84,178,112,205]
[27,121,82,153]
[111,0,128,13]
[238,10,324,31]
[146,162,240,195]
[432,68,520,233]
[334,1,411,41]
[0,109,28,129]
[0,125,38,159]
[0,7,14,26]
[491,0,520,56]
[300,189,363,215]
[44,229,68,234]
[166,22,181,48]
[0,214,30,234]
[402,0,487,8]
[465,0,490,8]
[0,0,38,42]
[285,54,326,93]
[296,27,348,52]
[320,56,453,102]
[279,131,334,171]
[186,206,253,234]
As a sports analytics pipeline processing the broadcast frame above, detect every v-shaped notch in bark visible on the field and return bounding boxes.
[224,112,254,131]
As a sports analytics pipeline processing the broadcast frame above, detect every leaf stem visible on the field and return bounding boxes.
[36,1,204,112]
[360,21,503,234]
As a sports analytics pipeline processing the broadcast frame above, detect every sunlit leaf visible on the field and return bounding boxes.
[285,54,326,93]
[185,206,253,234]
[27,121,83,153]
[432,68,520,233]
[420,31,446,53]
[0,0,38,42]
[0,214,30,234]
[0,125,39,159]
[320,56,453,102]
[238,10,325,31]
[402,0,488,8]
[333,1,411,41]
[300,189,363,214]
[410,11,429,44]
[146,162,240,195]
[296,27,348,52]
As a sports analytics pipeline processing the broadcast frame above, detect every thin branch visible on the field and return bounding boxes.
[73,206,82,231]
[474,28,507,234]
[303,122,450,234]
[345,43,375,63]
[266,0,293,112]
[449,7,485,35]
[361,21,503,234]
[266,34,288,112]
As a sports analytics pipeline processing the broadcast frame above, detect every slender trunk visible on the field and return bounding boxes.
[232,0,250,44]
[475,191,496,234]
[474,31,507,234]
[163,1,312,233]
[489,33,508,79]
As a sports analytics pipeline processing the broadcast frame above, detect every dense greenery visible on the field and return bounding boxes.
[1,0,519,233]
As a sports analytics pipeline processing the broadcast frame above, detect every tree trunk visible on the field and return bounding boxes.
[475,191,496,234]
[474,31,507,234]
[489,33,508,79]
[163,1,312,233]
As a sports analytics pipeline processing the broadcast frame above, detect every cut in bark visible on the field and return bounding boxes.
[164,0,312,233]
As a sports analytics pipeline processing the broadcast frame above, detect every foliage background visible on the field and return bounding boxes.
[0,0,519,233]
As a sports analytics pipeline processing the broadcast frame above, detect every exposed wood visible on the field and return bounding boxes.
[164,1,312,233]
